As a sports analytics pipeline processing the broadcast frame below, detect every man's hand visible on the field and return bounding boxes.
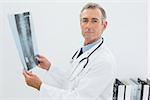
[36,55,51,71]
[23,71,42,90]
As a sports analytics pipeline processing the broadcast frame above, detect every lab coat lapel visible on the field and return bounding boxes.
[69,50,88,81]
[69,41,103,81]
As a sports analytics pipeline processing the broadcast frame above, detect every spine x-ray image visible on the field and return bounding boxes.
[8,12,38,71]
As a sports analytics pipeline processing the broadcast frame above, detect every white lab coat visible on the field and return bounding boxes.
[39,40,116,100]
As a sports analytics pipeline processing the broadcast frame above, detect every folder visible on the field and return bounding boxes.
[129,78,141,100]
[122,80,135,100]
[113,78,125,100]
[138,78,149,100]
[146,79,150,100]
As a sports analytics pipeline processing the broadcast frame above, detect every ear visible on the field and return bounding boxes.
[103,21,108,29]
[101,21,107,33]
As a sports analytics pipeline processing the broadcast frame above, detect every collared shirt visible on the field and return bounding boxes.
[76,37,102,58]
[82,37,102,53]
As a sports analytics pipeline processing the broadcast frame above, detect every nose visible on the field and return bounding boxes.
[86,21,93,28]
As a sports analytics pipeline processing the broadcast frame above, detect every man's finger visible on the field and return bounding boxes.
[35,56,45,65]
[36,54,45,58]
[22,71,30,79]
[22,71,26,78]
[35,57,42,62]
[26,71,33,76]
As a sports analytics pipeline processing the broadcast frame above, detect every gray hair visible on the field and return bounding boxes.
[80,2,107,19]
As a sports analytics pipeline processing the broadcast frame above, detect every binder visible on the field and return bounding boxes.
[138,78,149,100]
[112,78,150,100]
[113,78,126,100]
[122,79,140,100]
[129,79,141,100]
[146,79,150,100]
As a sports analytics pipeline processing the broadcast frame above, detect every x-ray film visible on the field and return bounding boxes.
[8,12,38,71]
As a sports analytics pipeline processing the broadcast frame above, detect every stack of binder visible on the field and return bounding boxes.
[112,78,150,100]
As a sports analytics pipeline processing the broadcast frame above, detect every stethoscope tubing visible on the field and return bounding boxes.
[70,38,104,80]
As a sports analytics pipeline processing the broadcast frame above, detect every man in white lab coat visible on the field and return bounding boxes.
[23,2,116,100]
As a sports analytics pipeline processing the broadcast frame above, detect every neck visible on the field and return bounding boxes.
[84,37,101,46]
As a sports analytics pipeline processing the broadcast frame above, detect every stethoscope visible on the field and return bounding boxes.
[69,37,104,80]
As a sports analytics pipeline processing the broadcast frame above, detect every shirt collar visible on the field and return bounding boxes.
[82,37,102,53]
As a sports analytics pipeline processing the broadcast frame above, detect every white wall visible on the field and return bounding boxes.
[0,0,148,99]
[148,0,150,78]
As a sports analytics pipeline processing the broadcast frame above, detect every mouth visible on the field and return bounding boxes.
[84,29,94,34]
[85,31,94,34]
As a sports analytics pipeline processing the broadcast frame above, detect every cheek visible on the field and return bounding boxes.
[80,25,86,32]
[95,25,104,33]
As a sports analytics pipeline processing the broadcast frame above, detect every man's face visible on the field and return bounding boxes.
[80,8,107,42]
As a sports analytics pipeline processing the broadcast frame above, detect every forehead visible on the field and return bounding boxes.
[80,8,103,19]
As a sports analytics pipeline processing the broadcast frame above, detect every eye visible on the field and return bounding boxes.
[92,19,98,23]
[81,18,88,23]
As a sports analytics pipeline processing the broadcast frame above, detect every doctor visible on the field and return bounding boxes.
[23,2,116,100]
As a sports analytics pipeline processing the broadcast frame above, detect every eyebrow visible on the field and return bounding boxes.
[82,18,88,20]
[92,18,99,20]
[81,17,99,20]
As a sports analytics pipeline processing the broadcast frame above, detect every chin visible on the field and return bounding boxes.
[84,34,93,38]
[84,37,93,42]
